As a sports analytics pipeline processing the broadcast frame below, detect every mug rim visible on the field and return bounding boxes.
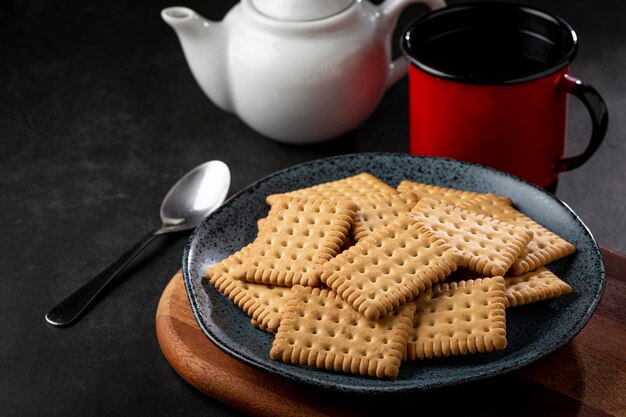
[400,2,579,85]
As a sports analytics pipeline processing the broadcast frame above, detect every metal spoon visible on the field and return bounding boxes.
[45,160,231,327]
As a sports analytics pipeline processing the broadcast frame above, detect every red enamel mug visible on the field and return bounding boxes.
[401,2,608,190]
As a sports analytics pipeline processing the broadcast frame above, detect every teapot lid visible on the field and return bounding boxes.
[251,0,355,21]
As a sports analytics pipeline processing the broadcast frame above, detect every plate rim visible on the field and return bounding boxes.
[182,152,606,394]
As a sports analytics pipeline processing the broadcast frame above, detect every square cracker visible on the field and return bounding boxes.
[457,195,576,275]
[405,277,507,360]
[235,196,357,287]
[266,173,397,206]
[397,180,511,205]
[504,267,572,308]
[205,245,289,333]
[320,215,463,321]
[351,192,419,242]
[410,198,533,276]
[270,285,415,379]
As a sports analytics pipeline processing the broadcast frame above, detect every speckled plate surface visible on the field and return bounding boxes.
[182,153,605,394]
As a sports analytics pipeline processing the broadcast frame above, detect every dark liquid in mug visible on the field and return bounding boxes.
[403,1,578,85]
[414,28,562,80]
[414,29,562,78]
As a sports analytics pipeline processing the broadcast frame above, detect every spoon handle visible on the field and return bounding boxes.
[45,228,162,327]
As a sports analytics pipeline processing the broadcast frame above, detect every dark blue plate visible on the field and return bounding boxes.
[182,153,605,394]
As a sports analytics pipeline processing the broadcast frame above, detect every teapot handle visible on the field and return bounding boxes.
[380,0,446,88]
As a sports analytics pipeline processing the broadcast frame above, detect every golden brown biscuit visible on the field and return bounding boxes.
[457,195,576,275]
[504,267,572,308]
[205,245,289,333]
[270,285,415,379]
[266,173,397,206]
[410,198,533,276]
[236,196,357,287]
[320,215,463,321]
[405,277,507,360]
[397,180,511,205]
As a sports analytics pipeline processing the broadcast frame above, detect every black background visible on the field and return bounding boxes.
[1,0,624,415]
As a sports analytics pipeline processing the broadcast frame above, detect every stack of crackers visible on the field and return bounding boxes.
[204,173,575,379]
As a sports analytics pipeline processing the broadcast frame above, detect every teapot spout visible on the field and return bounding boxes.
[162,7,209,38]
[161,7,232,112]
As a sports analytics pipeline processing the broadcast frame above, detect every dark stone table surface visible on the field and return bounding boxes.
[2,0,624,415]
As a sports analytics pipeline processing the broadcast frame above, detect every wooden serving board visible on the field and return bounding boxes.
[156,248,626,417]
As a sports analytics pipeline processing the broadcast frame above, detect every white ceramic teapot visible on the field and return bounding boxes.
[162,0,445,144]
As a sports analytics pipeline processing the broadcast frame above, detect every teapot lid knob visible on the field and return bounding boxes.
[251,0,355,21]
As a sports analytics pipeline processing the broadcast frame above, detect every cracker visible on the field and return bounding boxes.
[205,245,289,333]
[320,215,463,321]
[410,198,533,276]
[266,173,397,206]
[457,195,576,275]
[270,285,415,379]
[236,196,357,287]
[504,267,572,308]
[397,180,511,205]
[351,192,419,242]
[405,277,507,360]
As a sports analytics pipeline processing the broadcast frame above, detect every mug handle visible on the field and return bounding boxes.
[380,0,447,87]
[555,74,609,172]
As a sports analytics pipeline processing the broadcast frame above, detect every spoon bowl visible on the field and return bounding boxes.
[160,160,230,232]
[45,160,231,327]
